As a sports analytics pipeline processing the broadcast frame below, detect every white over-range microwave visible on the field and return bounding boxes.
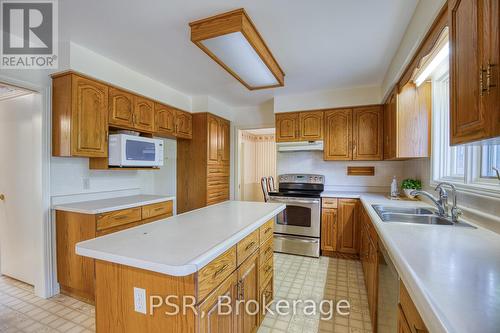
[108,134,164,167]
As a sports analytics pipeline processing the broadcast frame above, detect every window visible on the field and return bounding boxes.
[481,146,500,178]
[432,65,500,195]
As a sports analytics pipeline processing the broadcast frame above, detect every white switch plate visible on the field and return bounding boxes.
[133,287,147,314]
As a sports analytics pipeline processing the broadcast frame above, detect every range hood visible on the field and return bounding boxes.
[277,141,324,152]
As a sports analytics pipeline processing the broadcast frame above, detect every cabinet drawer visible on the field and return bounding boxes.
[142,201,173,220]
[96,207,142,231]
[322,198,337,209]
[197,246,236,302]
[259,219,274,245]
[259,256,273,288]
[237,230,259,266]
[259,237,274,267]
[207,165,229,177]
[207,177,229,187]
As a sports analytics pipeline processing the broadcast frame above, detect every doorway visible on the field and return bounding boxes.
[237,128,276,201]
[0,83,42,288]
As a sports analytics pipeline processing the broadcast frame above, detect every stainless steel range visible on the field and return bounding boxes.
[268,174,324,257]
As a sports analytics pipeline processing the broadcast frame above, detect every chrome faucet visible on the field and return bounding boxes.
[435,182,462,222]
[409,190,447,217]
[410,182,462,223]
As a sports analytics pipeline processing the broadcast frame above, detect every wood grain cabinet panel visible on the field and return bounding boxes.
[275,112,299,142]
[53,73,109,157]
[399,282,429,333]
[198,246,237,302]
[324,109,353,161]
[175,110,193,139]
[155,103,175,136]
[299,111,323,141]
[449,0,500,144]
[337,199,359,254]
[321,208,337,254]
[237,252,260,333]
[109,88,134,128]
[197,272,237,333]
[133,96,155,132]
[55,200,173,304]
[384,90,398,160]
[177,113,230,213]
[353,106,383,160]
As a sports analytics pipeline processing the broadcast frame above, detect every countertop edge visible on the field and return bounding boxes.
[75,203,286,276]
[53,196,176,214]
[358,196,449,333]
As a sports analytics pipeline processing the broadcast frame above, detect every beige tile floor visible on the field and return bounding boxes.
[0,253,371,333]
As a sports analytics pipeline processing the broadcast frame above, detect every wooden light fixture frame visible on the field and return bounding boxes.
[189,8,285,90]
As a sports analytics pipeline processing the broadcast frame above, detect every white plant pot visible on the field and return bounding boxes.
[403,188,416,199]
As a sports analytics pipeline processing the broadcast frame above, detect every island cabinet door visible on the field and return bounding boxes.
[237,252,260,333]
[197,271,238,333]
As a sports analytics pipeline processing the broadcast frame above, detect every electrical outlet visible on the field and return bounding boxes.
[133,287,147,314]
[82,178,90,190]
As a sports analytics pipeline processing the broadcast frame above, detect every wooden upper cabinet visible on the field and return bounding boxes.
[299,111,323,141]
[324,109,353,161]
[384,90,397,160]
[175,110,193,139]
[275,113,299,142]
[155,103,175,136]
[337,199,359,254]
[208,114,220,164]
[449,0,499,144]
[133,97,154,132]
[108,88,134,128]
[52,73,109,157]
[219,119,230,164]
[353,106,383,160]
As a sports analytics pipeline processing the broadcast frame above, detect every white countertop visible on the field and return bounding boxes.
[357,193,500,333]
[76,201,285,276]
[321,191,365,198]
[52,194,175,214]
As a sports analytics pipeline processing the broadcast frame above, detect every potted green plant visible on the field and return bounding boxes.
[401,179,422,199]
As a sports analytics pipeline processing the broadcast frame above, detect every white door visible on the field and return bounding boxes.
[0,93,40,285]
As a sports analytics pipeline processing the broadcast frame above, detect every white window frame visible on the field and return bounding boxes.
[431,71,500,199]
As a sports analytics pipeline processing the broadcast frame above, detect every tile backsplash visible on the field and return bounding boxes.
[277,151,408,193]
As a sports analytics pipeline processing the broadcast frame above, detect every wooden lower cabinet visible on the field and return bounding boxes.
[360,205,378,332]
[399,282,428,333]
[321,198,359,257]
[197,272,238,333]
[56,200,173,304]
[237,251,260,333]
[321,205,337,255]
[337,199,359,254]
[94,219,274,333]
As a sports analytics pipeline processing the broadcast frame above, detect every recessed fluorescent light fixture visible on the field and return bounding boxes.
[189,8,285,90]
[415,42,449,87]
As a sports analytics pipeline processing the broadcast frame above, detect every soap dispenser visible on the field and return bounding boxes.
[390,176,399,198]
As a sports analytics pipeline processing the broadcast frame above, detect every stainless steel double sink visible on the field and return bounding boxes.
[371,205,475,228]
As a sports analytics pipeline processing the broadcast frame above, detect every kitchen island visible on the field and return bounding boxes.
[76,201,285,333]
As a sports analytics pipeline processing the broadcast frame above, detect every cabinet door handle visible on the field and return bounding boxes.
[480,66,488,96]
[244,241,256,251]
[213,264,228,278]
[486,63,497,93]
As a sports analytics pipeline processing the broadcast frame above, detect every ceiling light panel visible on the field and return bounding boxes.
[190,8,285,90]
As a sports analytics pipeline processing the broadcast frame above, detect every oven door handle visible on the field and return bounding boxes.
[274,235,319,243]
[271,198,320,204]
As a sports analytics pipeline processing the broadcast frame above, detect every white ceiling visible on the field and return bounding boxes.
[61,0,418,107]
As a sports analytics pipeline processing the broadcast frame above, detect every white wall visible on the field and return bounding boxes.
[381,0,447,98]
[278,151,407,192]
[233,100,275,128]
[274,85,381,112]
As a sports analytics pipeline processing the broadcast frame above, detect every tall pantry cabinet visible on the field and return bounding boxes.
[177,113,230,213]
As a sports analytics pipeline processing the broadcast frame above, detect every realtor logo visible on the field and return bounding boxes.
[1,0,58,69]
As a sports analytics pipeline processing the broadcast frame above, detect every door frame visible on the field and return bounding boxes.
[234,124,275,201]
[0,73,53,298]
